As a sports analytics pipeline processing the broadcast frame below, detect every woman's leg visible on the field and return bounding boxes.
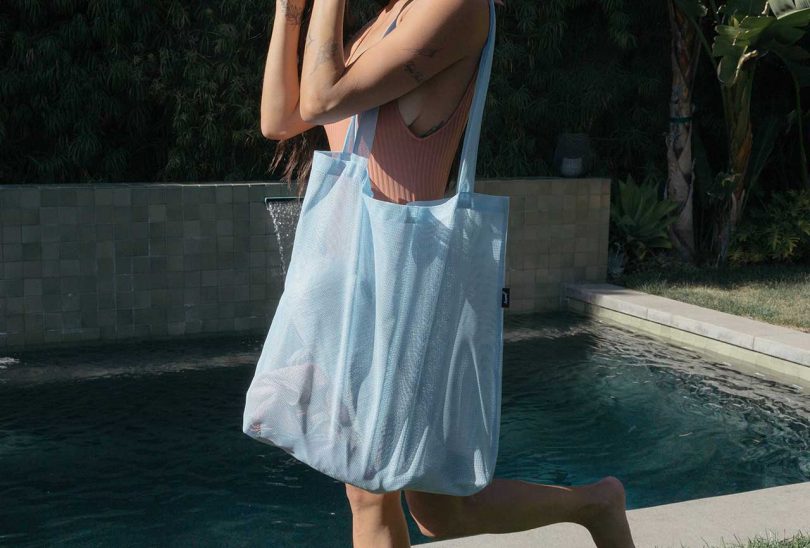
[404,475,635,548]
[345,484,411,548]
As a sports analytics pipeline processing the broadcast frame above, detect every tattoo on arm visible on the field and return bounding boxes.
[279,0,304,26]
[404,61,426,83]
[310,40,340,75]
[418,121,445,138]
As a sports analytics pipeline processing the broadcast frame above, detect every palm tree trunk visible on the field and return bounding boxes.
[665,0,701,263]
[714,68,755,266]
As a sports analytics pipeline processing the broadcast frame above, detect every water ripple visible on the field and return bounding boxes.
[0,311,807,546]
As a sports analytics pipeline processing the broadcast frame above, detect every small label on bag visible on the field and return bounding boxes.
[501,287,510,308]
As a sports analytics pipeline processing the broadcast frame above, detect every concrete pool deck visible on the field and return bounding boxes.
[417,481,810,547]
[562,283,810,386]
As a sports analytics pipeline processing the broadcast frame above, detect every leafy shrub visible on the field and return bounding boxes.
[0,0,670,183]
[609,174,681,264]
[728,188,810,265]
[0,0,276,183]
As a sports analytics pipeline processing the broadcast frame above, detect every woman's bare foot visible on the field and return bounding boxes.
[579,476,635,548]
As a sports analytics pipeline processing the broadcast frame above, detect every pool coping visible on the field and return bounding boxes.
[561,283,810,386]
[416,481,810,547]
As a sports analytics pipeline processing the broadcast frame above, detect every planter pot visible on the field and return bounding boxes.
[553,132,592,178]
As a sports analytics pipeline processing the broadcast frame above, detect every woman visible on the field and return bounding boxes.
[259,0,637,546]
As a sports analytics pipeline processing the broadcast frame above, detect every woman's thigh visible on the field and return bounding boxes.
[403,490,471,539]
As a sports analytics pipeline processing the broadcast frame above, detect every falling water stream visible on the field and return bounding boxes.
[265,197,302,280]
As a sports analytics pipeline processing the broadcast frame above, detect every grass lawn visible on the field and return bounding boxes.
[710,532,810,547]
[617,263,810,333]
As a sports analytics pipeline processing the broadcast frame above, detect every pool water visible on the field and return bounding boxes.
[1,311,808,547]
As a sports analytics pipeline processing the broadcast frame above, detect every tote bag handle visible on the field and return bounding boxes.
[342,0,496,196]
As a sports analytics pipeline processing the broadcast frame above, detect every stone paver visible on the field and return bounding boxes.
[563,283,810,376]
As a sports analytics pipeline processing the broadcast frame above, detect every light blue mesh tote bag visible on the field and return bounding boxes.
[243,0,508,496]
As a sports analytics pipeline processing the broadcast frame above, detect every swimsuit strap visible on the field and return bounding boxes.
[343,0,496,197]
[341,2,413,155]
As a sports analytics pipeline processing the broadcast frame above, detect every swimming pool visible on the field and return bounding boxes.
[1,310,808,546]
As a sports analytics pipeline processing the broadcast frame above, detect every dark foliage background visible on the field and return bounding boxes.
[1,0,677,184]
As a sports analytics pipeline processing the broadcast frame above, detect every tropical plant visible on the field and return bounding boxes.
[728,188,810,263]
[609,174,682,264]
[672,0,810,266]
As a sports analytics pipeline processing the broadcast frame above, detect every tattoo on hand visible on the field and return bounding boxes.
[279,0,304,25]
[404,61,426,83]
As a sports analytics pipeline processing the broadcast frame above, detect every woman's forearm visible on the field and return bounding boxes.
[299,0,346,121]
[260,0,307,138]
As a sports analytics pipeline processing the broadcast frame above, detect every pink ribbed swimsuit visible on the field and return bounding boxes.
[323,26,478,205]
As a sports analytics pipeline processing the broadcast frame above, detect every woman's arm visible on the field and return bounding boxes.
[299,0,489,125]
[260,0,319,140]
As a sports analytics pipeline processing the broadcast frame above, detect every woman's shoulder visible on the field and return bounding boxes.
[397,0,490,51]
[399,0,490,24]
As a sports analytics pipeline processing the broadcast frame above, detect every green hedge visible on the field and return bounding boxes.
[0,0,670,184]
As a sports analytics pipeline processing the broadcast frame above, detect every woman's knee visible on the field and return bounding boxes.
[404,491,470,540]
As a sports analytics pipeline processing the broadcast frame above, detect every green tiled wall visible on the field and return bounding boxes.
[0,182,290,350]
[0,177,610,350]
[477,177,610,313]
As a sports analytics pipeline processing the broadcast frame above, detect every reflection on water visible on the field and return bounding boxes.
[496,313,809,506]
[0,310,808,547]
